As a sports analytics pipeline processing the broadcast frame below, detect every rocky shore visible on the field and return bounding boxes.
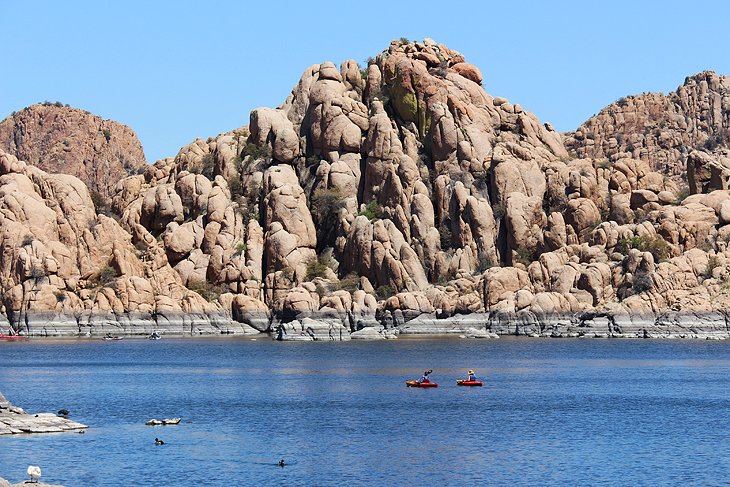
[9,311,729,340]
[0,478,64,487]
[0,393,86,436]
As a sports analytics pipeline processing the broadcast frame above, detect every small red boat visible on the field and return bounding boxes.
[456,380,483,387]
[406,380,438,388]
[0,334,25,340]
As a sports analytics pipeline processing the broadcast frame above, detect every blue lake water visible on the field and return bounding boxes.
[0,337,729,486]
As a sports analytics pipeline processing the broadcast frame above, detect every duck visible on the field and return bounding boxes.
[278,459,286,467]
[27,465,41,483]
[155,438,165,445]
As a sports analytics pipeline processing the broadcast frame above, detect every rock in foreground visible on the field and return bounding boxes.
[0,393,86,436]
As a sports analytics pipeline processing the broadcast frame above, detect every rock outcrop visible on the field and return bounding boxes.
[0,392,86,435]
[0,103,147,198]
[2,40,730,339]
[565,71,730,181]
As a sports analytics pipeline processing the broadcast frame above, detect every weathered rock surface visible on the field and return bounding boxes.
[0,103,147,198]
[1,41,730,339]
[0,392,86,436]
[0,478,64,487]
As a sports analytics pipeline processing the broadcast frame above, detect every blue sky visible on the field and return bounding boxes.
[2,1,729,163]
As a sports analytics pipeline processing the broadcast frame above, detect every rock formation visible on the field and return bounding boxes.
[2,39,730,339]
[0,103,147,198]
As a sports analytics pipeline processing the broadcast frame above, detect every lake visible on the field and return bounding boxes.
[0,337,729,486]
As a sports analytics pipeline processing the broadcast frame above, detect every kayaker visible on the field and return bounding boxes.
[466,369,477,382]
[418,369,433,383]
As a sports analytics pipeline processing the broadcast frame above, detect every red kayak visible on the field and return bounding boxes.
[0,334,25,340]
[456,380,483,387]
[406,380,438,388]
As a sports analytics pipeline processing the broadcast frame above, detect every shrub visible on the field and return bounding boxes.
[705,255,722,278]
[54,290,67,303]
[597,159,612,170]
[337,273,360,293]
[241,143,268,160]
[30,265,46,279]
[439,226,454,250]
[99,265,117,286]
[617,235,671,262]
[311,188,346,227]
[633,270,654,293]
[235,181,262,225]
[397,37,410,45]
[514,246,536,266]
[102,129,111,142]
[375,285,393,300]
[491,203,505,221]
[189,281,225,302]
[234,242,247,256]
[228,176,243,199]
[475,256,495,274]
[200,153,215,180]
[90,190,111,216]
[358,199,380,221]
[21,235,33,247]
[306,255,332,280]
[674,186,690,204]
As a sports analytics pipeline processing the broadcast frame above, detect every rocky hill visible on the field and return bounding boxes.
[0,103,147,198]
[565,71,730,187]
[3,39,730,339]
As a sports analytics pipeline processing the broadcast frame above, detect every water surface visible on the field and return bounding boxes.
[0,337,729,486]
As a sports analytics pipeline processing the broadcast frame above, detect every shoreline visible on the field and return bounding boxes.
[4,310,730,341]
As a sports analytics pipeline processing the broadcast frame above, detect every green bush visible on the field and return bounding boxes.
[375,285,393,300]
[102,129,111,142]
[358,199,380,221]
[234,242,247,256]
[241,143,269,160]
[337,273,360,293]
[306,255,332,280]
[189,281,226,302]
[311,188,346,227]
[200,153,215,180]
[514,246,535,266]
[616,235,671,262]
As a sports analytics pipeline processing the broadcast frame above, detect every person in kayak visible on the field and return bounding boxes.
[418,369,433,383]
[466,369,477,382]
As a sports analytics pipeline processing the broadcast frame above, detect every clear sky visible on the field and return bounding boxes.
[2,0,729,163]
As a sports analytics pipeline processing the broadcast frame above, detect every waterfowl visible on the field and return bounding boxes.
[27,465,41,483]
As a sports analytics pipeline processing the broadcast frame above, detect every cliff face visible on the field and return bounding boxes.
[3,40,730,339]
[0,103,147,198]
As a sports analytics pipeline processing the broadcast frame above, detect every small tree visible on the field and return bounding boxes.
[311,188,346,229]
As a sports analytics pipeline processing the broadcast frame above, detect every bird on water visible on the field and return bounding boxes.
[155,438,165,445]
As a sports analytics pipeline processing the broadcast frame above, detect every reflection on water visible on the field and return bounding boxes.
[0,338,729,486]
